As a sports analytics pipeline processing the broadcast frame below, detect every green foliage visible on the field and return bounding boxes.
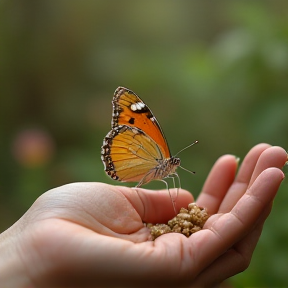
[1,1,288,286]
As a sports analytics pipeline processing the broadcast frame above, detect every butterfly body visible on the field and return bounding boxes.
[101,87,180,187]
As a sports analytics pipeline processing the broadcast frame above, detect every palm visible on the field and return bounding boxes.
[20,144,286,287]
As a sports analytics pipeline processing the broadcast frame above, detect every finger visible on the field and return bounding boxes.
[236,143,271,184]
[219,145,287,213]
[189,168,284,277]
[248,146,288,188]
[196,155,238,214]
[218,143,271,213]
[118,187,194,223]
[192,203,272,286]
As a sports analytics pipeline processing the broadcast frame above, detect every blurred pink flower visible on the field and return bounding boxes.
[12,129,55,168]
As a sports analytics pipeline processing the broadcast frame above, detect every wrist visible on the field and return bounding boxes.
[0,224,32,287]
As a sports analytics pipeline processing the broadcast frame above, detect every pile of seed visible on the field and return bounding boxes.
[147,203,209,240]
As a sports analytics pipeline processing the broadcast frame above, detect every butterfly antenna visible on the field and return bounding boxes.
[174,140,199,157]
[179,165,196,175]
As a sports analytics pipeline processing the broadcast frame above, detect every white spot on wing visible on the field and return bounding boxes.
[130,104,137,111]
[130,102,146,111]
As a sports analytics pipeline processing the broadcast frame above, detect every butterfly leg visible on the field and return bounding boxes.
[167,173,181,212]
[168,175,177,202]
[159,179,177,215]
[135,169,158,188]
[173,172,181,206]
[171,176,176,189]
[175,172,181,189]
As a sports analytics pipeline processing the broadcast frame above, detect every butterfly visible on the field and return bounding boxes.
[101,87,197,213]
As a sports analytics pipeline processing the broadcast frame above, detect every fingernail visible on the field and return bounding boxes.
[234,156,240,166]
[283,160,288,177]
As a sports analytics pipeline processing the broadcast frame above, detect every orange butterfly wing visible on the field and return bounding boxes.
[101,87,180,187]
[101,125,165,184]
[112,87,171,159]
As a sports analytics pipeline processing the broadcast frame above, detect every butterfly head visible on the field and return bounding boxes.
[158,156,181,179]
[170,157,181,168]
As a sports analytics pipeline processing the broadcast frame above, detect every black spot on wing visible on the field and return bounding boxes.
[146,112,154,119]
[128,117,135,124]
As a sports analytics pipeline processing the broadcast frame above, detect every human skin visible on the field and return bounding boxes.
[0,144,287,287]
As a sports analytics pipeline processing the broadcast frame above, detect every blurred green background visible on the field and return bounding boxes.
[1,0,288,286]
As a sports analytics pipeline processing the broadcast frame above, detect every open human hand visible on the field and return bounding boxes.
[0,144,286,287]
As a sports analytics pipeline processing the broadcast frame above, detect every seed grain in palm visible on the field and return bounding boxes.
[148,203,209,240]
